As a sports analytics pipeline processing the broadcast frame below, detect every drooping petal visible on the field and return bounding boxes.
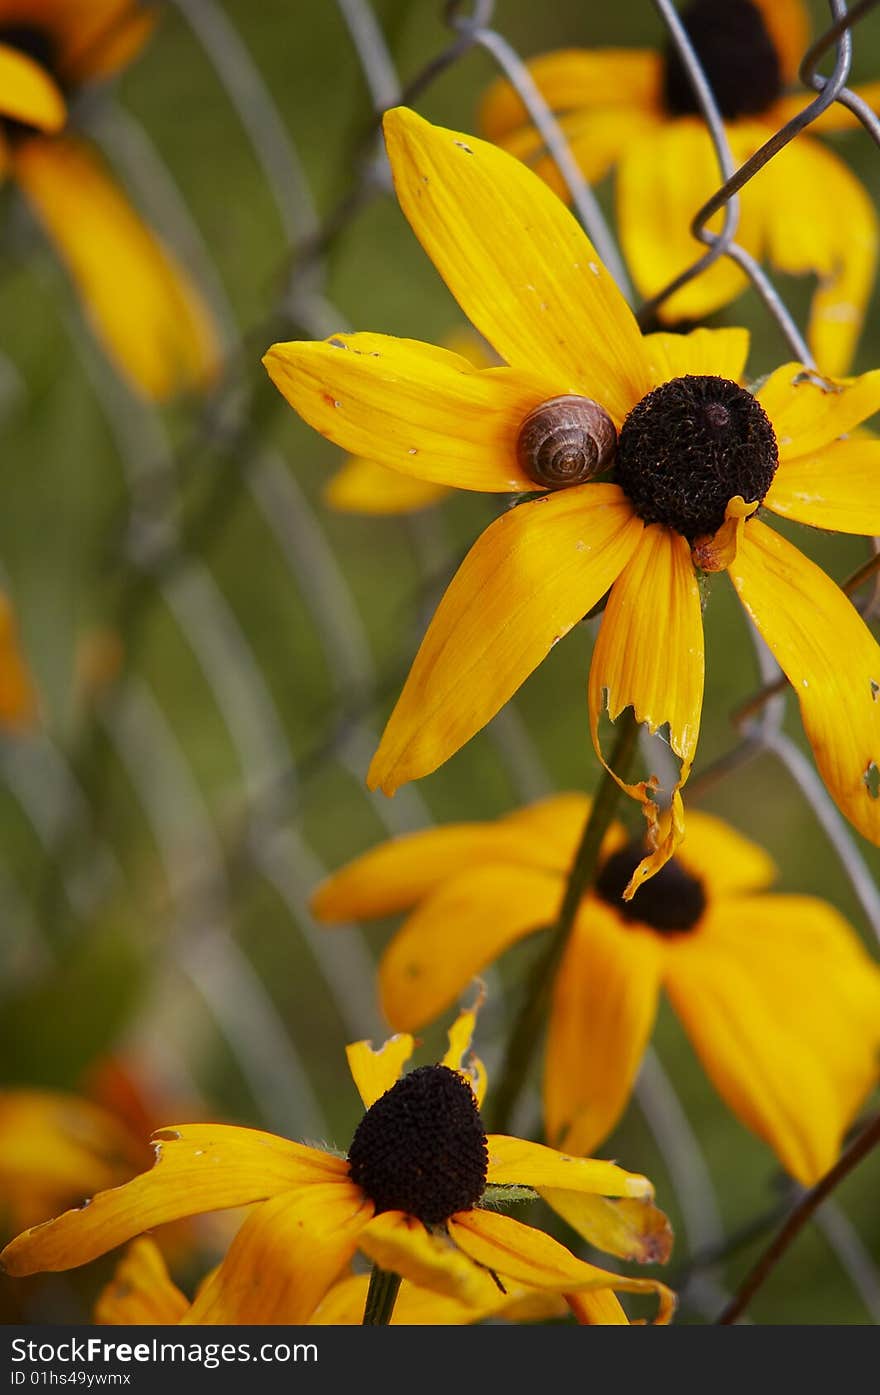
[182,1183,373,1324]
[757,362,880,459]
[94,1239,190,1325]
[13,136,220,401]
[325,456,450,514]
[379,864,561,1032]
[264,333,556,493]
[544,901,664,1155]
[675,809,776,898]
[312,1271,567,1325]
[441,994,487,1107]
[566,1290,631,1325]
[369,485,642,794]
[479,48,662,142]
[757,137,877,376]
[0,43,65,132]
[764,436,880,534]
[0,1125,344,1275]
[664,925,845,1184]
[643,327,750,385]
[383,108,653,420]
[359,1210,490,1305]
[345,1034,415,1109]
[729,520,880,850]
[543,1191,673,1265]
[449,1210,675,1321]
[588,525,704,894]
[486,1134,654,1199]
[500,106,657,203]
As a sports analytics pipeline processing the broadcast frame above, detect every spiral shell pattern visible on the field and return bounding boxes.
[516,395,617,490]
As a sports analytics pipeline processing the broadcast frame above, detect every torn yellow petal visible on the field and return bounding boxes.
[543,1191,673,1266]
[383,108,653,420]
[544,902,664,1155]
[479,48,662,143]
[730,519,880,851]
[675,808,776,897]
[441,992,487,1107]
[94,1239,190,1325]
[691,496,759,573]
[0,1124,345,1276]
[183,1183,373,1324]
[644,326,750,387]
[379,864,561,1032]
[485,1134,653,1199]
[588,525,704,895]
[14,136,220,401]
[345,1034,415,1109]
[265,333,554,493]
[0,43,65,132]
[325,456,450,514]
[359,1210,489,1306]
[758,362,880,459]
[764,436,880,534]
[0,594,38,730]
[369,484,642,794]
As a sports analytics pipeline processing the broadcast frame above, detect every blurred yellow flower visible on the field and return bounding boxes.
[480,0,880,374]
[2,1008,674,1324]
[313,796,880,1187]
[0,0,219,398]
[0,592,37,729]
[265,108,880,893]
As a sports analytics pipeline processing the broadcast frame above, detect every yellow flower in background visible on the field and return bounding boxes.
[0,0,219,399]
[480,0,880,375]
[0,592,37,729]
[95,1236,608,1326]
[266,108,880,893]
[1,1008,675,1324]
[313,796,880,1187]
[325,329,494,515]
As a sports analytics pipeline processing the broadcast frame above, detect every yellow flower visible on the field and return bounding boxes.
[1,1009,675,1324]
[313,797,880,1187]
[0,592,37,729]
[480,0,879,374]
[0,0,219,398]
[265,107,880,892]
[94,1236,612,1326]
[325,328,494,515]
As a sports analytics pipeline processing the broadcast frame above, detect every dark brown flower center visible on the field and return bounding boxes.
[347,1064,488,1226]
[663,0,783,120]
[596,840,707,933]
[614,374,778,541]
[0,25,63,139]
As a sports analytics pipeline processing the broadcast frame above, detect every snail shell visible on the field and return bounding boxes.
[516,394,617,490]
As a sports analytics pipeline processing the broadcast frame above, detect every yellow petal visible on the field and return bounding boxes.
[501,106,656,203]
[544,902,664,1155]
[0,593,38,730]
[665,929,843,1184]
[675,809,776,897]
[691,496,758,574]
[53,0,157,83]
[772,81,880,134]
[312,1271,566,1324]
[486,1134,653,1198]
[644,327,750,386]
[325,456,450,514]
[0,43,65,132]
[265,333,556,493]
[183,1183,373,1324]
[359,1210,489,1305]
[757,138,877,376]
[730,519,880,850]
[441,994,487,1107]
[1,1124,344,1275]
[380,864,561,1032]
[751,0,811,84]
[543,1191,673,1265]
[758,362,880,459]
[94,1238,190,1325]
[383,108,653,420]
[566,1289,631,1325]
[345,1034,415,1109]
[369,484,642,794]
[588,525,704,895]
[449,1209,675,1320]
[479,49,662,142]
[14,136,220,401]
[764,436,880,534]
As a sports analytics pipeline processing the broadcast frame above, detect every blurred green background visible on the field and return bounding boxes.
[1,0,879,1325]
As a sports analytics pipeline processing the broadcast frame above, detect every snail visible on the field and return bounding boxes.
[516,394,617,490]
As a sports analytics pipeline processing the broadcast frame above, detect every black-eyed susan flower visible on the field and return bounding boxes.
[480,0,880,374]
[1,1009,675,1324]
[313,797,880,1188]
[0,0,219,399]
[264,107,880,893]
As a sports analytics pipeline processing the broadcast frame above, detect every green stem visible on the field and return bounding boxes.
[488,710,641,1135]
[362,1265,402,1325]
